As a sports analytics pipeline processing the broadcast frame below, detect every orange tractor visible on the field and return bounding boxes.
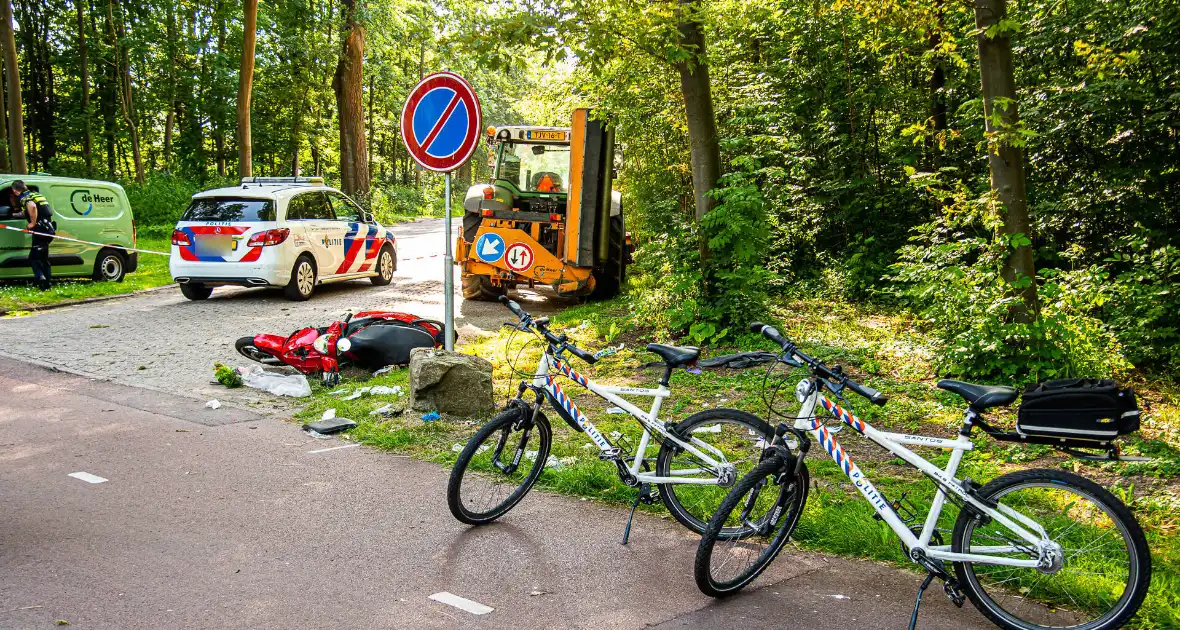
[456,109,628,301]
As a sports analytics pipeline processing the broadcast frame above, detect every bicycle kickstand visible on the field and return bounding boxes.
[621,483,656,545]
[908,572,936,630]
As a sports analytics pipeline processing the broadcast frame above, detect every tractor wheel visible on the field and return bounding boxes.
[461,274,507,301]
[589,214,627,300]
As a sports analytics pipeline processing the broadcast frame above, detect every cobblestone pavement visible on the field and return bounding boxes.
[0,218,577,411]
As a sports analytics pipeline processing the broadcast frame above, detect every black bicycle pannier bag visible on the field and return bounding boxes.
[1017,379,1139,442]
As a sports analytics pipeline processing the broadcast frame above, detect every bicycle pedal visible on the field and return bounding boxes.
[598,448,622,461]
[944,582,965,608]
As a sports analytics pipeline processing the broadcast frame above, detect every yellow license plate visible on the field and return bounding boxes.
[527,130,566,141]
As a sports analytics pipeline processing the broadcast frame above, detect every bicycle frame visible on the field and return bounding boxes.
[792,379,1052,569]
[529,349,737,486]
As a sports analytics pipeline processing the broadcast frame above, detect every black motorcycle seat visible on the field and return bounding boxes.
[646,343,700,367]
[346,322,435,367]
[936,379,1018,409]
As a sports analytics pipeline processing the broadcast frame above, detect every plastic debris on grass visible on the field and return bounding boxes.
[242,366,311,397]
[421,411,441,422]
[335,385,404,400]
[369,403,402,417]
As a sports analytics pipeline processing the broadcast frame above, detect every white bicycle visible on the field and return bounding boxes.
[694,323,1152,630]
[447,297,775,544]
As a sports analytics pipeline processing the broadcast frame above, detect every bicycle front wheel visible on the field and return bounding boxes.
[656,408,775,536]
[951,468,1151,630]
[694,454,809,597]
[447,403,552,525]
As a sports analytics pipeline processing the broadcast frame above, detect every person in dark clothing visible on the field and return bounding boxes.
[10,180,55,290]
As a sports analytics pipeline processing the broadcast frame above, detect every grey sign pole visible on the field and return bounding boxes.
[443,171,455,350]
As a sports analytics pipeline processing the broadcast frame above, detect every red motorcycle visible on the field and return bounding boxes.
[235,311,447,384]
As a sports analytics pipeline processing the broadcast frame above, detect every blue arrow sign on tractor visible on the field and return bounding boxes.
[475,233,505,263]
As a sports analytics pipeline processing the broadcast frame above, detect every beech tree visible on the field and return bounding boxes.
[333,0,369,197]
[237,0,258,177]
[0,0,24,174]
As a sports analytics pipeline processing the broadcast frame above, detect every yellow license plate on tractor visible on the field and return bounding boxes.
[526,130,567,141]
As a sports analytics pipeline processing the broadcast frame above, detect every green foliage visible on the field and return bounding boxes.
[891,193,1131,382]
[122,174,233,226]
[213,362,244,388]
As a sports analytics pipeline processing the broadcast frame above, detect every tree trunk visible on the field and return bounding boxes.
[0,64,8,171]
[0,0,25,174]
[366,73,374,179]
[675,0,720,263]
[333,0,369,197]
[214,5,226,177]
[76,0,93,174]
[291,101,302,176]
[974,0,1037,321]
[237,0,257,178]
[162,2,176,169]
[107,0,143,184]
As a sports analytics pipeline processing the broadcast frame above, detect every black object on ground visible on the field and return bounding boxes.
[303,417,358,434]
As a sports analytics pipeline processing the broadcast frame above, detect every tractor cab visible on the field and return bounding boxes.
[458,110,627,301]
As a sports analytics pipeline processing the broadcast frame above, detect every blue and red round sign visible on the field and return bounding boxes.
[400,72,483,173]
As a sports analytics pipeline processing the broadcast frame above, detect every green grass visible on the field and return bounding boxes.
[289,296,1180,629]
[0,233,174,314]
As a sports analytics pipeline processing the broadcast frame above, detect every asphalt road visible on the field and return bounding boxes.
[0,218,576,410]
[0,217,993,629]
[0,356,992,630]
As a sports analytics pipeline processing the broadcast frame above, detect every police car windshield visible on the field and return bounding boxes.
[497,143,571,193]
[183,198,276,222]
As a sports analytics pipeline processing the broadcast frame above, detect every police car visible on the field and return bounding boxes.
[170,177,397,301]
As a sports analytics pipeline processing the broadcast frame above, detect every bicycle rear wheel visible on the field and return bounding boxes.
[447,403,552,525]
[656,409,775,536]
[694,454,809,597]
[951,469,1151,630]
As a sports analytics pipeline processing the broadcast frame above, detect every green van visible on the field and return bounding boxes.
[0,174,137,282]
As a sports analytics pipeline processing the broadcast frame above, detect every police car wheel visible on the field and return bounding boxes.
[370,246,395,286]
[92,249,126,282]
[284,255,317,301]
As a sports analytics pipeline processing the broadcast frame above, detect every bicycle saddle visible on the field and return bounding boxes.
[937,379,1018,409]
[645,343,700,367]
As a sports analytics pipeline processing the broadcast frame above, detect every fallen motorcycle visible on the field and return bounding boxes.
[235,311,447,384]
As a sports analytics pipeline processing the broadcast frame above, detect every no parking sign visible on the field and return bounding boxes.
[400,71,484,352]
[400,72,483,173]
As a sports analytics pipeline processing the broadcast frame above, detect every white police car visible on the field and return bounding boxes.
[170,177,397,301]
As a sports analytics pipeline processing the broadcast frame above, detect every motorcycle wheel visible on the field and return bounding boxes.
[235,336,283,365]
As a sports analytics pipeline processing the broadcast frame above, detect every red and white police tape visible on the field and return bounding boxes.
[0,223,170,255]
[0,223,442,263]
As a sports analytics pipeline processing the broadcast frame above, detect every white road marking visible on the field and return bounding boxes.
[308,443,362,454]
[69,472,108,484]
[429,592,494,615]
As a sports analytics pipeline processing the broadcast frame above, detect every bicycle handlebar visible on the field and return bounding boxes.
[751,320,888,407]
[500,295,598,365]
